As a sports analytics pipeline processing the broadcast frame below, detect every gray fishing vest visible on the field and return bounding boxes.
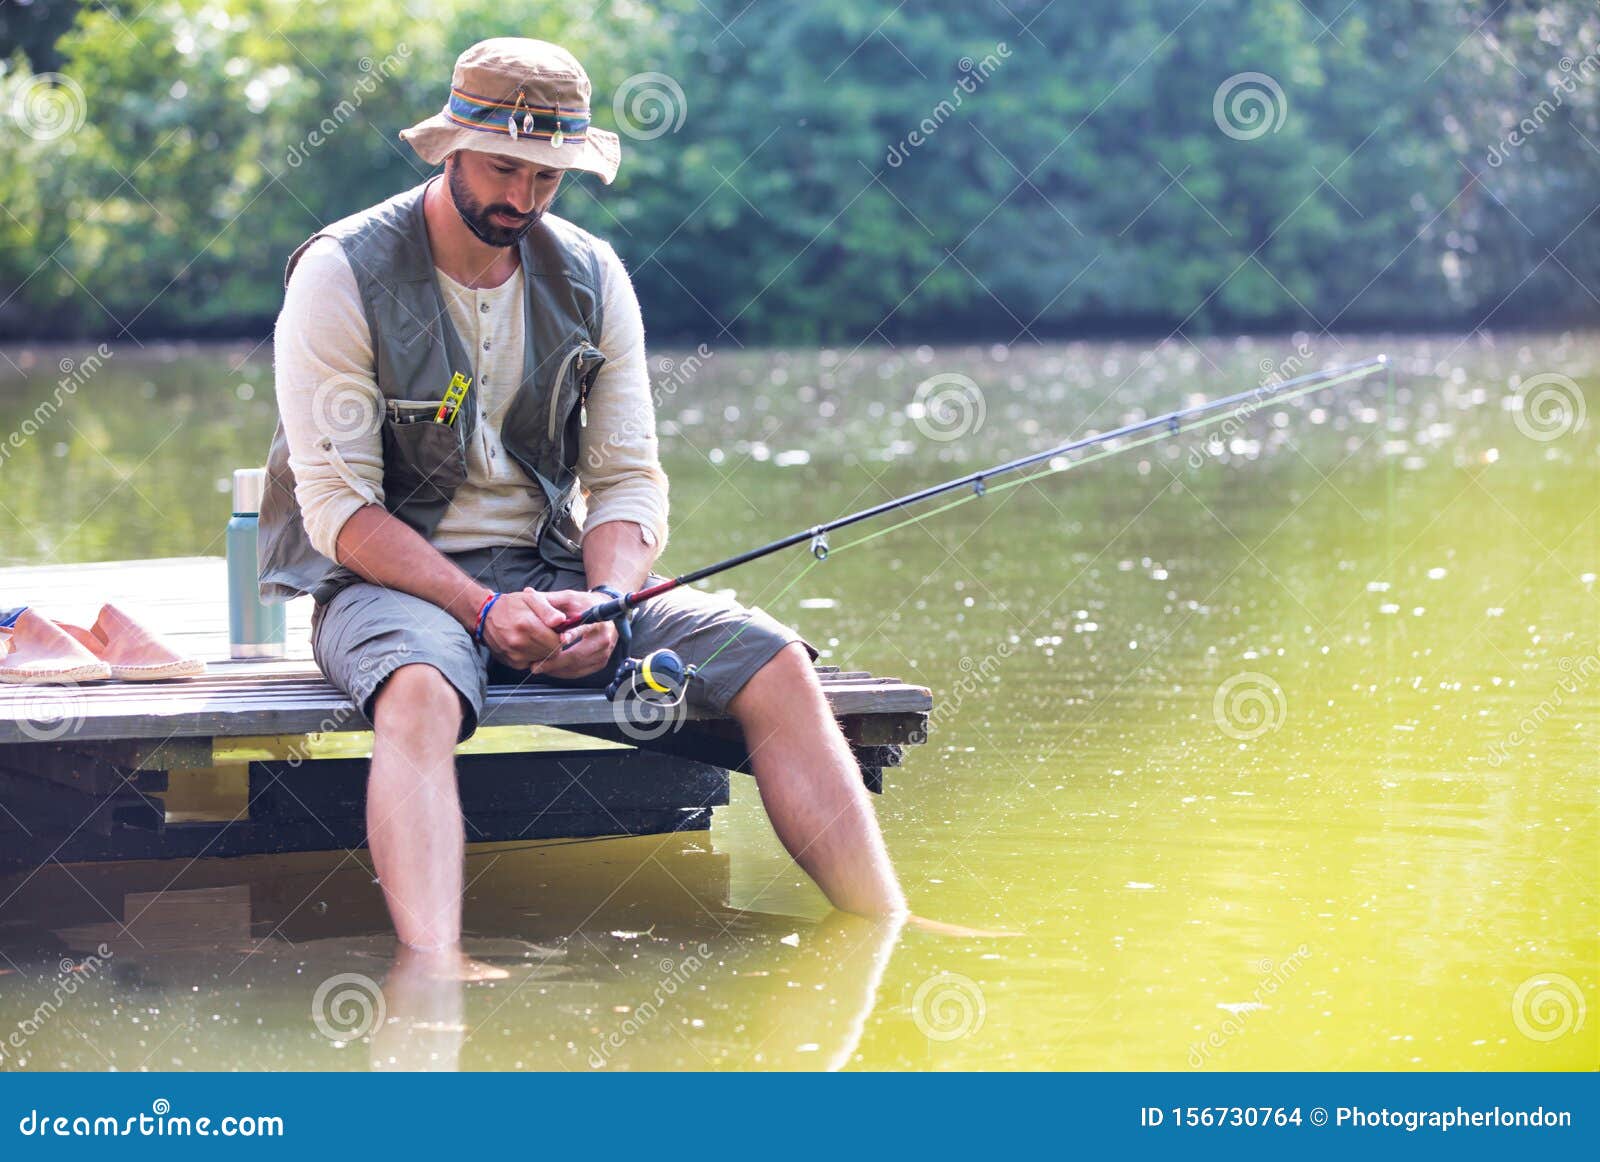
[256,176,607,604]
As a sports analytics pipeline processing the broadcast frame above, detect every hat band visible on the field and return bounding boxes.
[446,86,589,144]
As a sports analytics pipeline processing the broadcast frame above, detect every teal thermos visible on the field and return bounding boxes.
[227,467,286,659]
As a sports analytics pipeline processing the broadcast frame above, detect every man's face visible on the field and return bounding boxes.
[446,150,564,248]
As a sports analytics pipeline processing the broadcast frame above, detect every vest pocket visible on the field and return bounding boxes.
[380,402,467,506]
[547,342,607,442]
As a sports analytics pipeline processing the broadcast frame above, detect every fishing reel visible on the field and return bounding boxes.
[538,601,698,708]
[604,646,696,706]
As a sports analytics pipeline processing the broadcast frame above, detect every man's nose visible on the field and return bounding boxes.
[506,177,541,215]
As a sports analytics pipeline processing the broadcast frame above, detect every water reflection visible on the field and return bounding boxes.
[0,834,912,1071]
[0,334,1595,1070]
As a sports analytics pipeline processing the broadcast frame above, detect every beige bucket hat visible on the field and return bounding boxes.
[398,38,620,184]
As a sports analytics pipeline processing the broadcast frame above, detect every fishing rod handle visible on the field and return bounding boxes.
[553,595,630,634]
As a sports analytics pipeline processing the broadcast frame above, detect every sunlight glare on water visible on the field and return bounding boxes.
[0,333,1594,1070]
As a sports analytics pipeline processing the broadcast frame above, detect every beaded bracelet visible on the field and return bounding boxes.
[473,592,502,644]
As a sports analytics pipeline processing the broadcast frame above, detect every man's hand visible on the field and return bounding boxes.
[480,589,574,671]
[529,589,619,680]
[482,588,617,679]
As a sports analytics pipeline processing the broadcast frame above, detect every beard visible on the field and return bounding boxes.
[447,159,541,248]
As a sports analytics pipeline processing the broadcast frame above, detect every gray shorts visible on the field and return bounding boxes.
[309,544,817,743]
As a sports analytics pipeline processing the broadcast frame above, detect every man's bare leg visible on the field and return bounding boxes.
[368,664,463,947]
[367,664,508,979]
[728,643,908,918]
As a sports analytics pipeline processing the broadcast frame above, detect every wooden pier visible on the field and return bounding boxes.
[0,558,931,870]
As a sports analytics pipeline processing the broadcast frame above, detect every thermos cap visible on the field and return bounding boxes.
[232,467,266,515]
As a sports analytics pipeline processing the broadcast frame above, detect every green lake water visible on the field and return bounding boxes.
[0,333,1595,1070]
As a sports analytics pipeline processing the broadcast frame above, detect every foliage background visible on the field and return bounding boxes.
[1,0,1595,343]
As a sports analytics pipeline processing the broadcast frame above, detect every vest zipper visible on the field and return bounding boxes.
[547,345,588,442]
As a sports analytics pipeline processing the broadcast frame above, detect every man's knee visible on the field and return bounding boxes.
[371,663,464,740]
[731,641,822,714]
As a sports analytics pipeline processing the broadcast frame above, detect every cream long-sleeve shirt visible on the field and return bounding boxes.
[272,227,668,560]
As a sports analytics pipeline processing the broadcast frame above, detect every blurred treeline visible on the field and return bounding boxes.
[0,0,1595,343]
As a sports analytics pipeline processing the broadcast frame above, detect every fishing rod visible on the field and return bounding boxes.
[558,353,1388,647]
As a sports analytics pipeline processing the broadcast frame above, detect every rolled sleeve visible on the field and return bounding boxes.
[272,236,385,560]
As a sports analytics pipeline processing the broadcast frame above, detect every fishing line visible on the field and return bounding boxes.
[558,356,1389,696]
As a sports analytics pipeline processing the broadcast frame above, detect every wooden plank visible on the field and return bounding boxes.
[0,675,932,744]
[0,766,161,836]
[76,738,213,771]
[0,557,935,821]
[0,808,713,868]
[0,739,204,791]
[555,721,914,793]
[248,749,730,820]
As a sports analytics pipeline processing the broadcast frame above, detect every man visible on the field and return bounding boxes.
[259,38,907,973]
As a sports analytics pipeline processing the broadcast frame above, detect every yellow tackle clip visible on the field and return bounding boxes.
[436,371,472,425]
